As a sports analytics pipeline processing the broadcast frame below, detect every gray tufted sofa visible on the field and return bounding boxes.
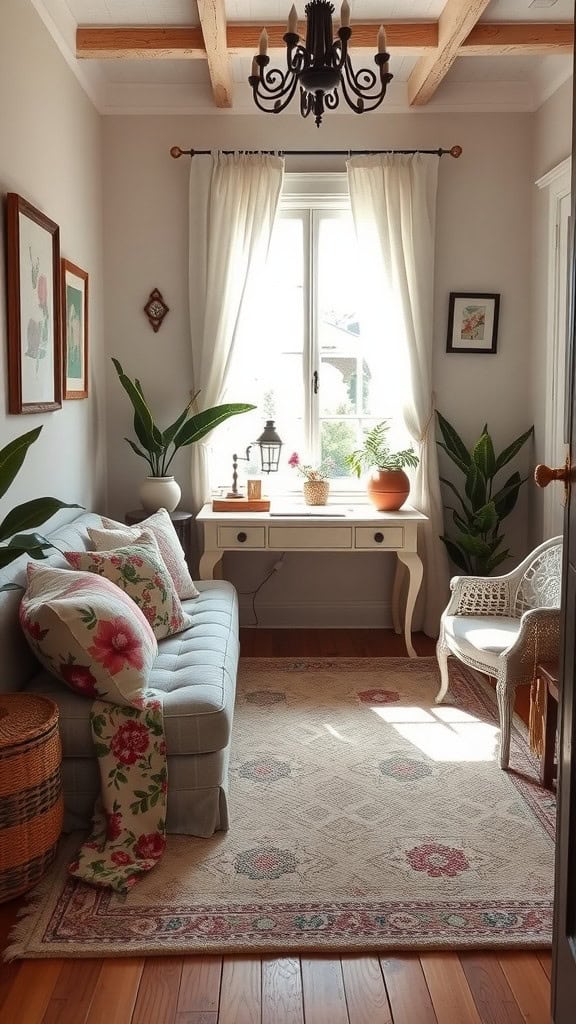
[0,511,239,837]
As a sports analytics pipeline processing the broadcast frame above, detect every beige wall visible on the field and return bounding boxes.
[103,111,535,626]
[531,77,573,545]
[0,0,106,527]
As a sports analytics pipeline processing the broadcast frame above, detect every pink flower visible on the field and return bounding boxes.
[135,832,166,861]
[110,720,149,765]
[106,811,123,841]
[64,552,82,568]
[60,663,99,698]
[288,452,300,468]
[128,555,144,567]
[37,274,47,307]
[87,617,144,675]
[142,605,157,625]
[19,610,48,644]
[111,850,133,866]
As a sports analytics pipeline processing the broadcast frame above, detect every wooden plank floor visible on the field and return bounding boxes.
[0,629,551,1024]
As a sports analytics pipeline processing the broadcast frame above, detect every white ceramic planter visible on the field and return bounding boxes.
[139,476,181,513]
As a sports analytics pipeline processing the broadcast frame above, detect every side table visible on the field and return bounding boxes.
[535,660,560,789]
[126,509,194,567]
[0,694,63,902]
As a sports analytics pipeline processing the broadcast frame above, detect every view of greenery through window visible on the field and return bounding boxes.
[210,203,401,493]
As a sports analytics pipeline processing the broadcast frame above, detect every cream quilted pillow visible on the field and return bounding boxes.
[20,564,157,706]
[63,531,191,641]
[90,508,199,600]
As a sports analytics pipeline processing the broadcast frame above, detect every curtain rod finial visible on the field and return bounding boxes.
[170,146,183,159]
[450,145,463,159]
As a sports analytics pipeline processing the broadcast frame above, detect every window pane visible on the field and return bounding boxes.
[209,216,306,491]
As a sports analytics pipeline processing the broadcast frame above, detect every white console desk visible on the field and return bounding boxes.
[196,504,428,657]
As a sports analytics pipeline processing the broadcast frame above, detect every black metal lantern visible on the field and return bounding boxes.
[248,0,392,127]
[256,420,283,473]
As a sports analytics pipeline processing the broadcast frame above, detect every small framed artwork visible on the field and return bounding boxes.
[6,193,62,413]
[446,292,500,354]
[62,259,89,399]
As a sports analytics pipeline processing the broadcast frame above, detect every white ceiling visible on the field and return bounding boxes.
[31,0,574,114]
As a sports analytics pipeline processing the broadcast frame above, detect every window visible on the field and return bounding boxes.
[210,174,407,494]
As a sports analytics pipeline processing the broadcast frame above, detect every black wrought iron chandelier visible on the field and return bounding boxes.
[248,0,392,127]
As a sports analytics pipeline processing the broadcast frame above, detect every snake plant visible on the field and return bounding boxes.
[436,411,534,576]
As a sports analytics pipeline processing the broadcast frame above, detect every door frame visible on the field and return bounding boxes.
[537,157,572,536]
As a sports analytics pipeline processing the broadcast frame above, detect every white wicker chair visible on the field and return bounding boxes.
[436,536,563,770]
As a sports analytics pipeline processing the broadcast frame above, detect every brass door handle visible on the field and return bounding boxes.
[534,461,572,488]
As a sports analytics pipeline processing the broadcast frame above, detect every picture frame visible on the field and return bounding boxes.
[446,292,500,354]
[6,193,62,413]
[62,259,89,400]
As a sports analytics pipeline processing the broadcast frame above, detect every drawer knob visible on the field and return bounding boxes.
[374,531,384,543]
[237,531,247,543]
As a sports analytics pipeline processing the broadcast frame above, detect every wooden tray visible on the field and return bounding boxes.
[212,498,271,512]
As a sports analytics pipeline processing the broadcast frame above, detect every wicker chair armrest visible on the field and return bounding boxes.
[446,574,514,617]
[510,606,561,658]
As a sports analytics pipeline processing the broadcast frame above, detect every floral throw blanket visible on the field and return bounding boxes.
[68,698,168,893]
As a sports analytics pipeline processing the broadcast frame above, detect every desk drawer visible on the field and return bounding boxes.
[269,526,353,549]
[217,526,265,548]
[355,526,404,549]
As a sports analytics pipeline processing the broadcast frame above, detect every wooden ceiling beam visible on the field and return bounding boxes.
[76,20,574,62]
[408,0,492,106]
[76,22,439,59]
[197,0,233,107]
[461,22,573,55]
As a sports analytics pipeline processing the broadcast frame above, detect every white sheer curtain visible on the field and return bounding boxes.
[188,153,284,511]
[346,153,450,636]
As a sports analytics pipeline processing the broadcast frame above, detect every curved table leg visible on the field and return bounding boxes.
[396,551,424,659]
[392,560,403,635]
[199,549,223,580]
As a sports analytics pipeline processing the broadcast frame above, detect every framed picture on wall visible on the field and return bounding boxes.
[6,193,62,413]
[62,259,89,399]
[446,292,500,354]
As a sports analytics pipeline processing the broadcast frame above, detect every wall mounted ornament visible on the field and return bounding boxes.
[144,289,169,332]
[6,193,62,413]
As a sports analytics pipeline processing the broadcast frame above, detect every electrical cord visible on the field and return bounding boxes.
[238,555,285,626]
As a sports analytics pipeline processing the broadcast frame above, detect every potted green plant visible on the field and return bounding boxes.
[436,411,534,575]
[112,358,255,512]
[345,421,419,511]
[0,426,80,591]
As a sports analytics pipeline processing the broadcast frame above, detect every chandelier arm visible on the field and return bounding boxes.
[287,43,310,74]
[257,67,297,100]
[339,67,388,114]
[341,57,382,101]
[300,87,313,118]
[252,70,300,114]
[330,37,348,72]
[324,90,339,111]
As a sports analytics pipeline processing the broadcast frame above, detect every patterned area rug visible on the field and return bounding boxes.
[7,658,555,958]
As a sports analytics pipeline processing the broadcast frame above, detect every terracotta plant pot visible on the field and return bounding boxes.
[366,469,410,512]
[303,480,330,506]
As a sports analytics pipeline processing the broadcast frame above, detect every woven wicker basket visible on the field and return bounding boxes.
[0,694,63,903]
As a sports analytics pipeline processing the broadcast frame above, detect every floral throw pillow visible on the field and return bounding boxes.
[20,563,157,706]
[64,531,191,641]
[89,508,199,601]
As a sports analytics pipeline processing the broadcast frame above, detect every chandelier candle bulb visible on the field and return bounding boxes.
[251,56,259,77]
[288,5,298,34]
[259,28,268,54]
[340,0,350,28]
[377,25,386,53]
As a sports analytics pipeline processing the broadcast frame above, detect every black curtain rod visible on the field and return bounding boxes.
[170,145,463,159]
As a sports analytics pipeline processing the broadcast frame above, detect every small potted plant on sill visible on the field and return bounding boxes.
[288,452,331,506]
[345,421,419,511]
[112,358,255,513]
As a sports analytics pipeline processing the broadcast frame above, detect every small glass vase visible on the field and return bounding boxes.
[303,480,329,506]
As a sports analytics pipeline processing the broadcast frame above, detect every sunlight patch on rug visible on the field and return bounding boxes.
[6,658,555,959]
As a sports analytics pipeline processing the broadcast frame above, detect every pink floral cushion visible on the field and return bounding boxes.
[89,509,199,600]
[63,531,191,641]
[20,563,157,706]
